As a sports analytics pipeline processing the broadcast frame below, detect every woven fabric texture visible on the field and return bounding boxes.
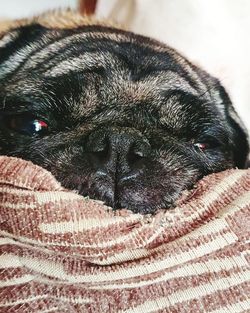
[0,156,249,312]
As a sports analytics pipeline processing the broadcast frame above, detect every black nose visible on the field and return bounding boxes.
[86,128,151,180]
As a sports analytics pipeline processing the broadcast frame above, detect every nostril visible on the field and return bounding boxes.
[128,141,150,164]
[86,133,110,167]
[86,128,151,173]
[128,149,144,164]
[92,147,108,159]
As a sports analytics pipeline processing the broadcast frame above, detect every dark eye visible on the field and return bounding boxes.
[5,115,48,136]
[193,137,222,151]
[194,142,209,151]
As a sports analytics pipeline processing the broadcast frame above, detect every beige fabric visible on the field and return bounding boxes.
[0,156,249,312]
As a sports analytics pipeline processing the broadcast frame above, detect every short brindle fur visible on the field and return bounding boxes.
[0,12,248,214]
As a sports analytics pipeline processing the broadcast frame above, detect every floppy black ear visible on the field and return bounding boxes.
[219,86,249,168]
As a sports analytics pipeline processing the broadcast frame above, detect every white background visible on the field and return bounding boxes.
[0,0,77,19]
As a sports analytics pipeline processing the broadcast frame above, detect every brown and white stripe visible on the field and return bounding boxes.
[0,156,249,312]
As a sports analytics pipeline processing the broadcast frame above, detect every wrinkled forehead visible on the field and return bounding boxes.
[0,23,223,133]
[0,24,207,93]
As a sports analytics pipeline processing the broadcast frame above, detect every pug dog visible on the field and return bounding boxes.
[0,11,248,214]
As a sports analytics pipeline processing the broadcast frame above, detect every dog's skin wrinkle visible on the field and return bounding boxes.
[0,23,249,214]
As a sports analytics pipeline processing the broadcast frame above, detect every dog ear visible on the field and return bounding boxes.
[218,85,249,168]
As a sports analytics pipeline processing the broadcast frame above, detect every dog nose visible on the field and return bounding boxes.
[86,128,151,179]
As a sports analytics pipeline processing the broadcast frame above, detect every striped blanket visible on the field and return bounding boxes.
[0,156,249,312]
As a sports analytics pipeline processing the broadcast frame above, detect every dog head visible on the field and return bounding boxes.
[0,12,248,214]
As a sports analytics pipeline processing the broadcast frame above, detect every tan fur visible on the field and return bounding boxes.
[0,9,122,36]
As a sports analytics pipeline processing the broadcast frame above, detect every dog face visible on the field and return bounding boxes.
[0,20,248,214]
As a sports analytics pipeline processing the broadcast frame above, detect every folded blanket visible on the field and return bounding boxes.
[0,156,249,312]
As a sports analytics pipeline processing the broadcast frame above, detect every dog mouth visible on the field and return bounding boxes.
[75,175,176,214]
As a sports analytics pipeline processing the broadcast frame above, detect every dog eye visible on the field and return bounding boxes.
[5,115,48,136]
[194,143,209,151]
[194,137,222,151]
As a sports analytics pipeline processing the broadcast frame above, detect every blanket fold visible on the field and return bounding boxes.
[0,156,249,312]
